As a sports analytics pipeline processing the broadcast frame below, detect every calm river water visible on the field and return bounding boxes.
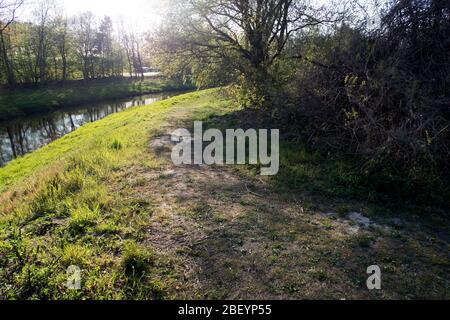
[0,92,177,166]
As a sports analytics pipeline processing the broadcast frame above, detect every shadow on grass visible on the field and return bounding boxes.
[196,107,450,216]
[160,149,449,299]
[145,102,449,299]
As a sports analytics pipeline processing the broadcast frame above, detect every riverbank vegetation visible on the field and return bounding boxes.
[0,0,448,300]
[0,90,448,299]
[0,77,194,120]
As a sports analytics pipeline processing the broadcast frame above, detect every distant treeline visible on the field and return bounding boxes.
[0,1,148,88]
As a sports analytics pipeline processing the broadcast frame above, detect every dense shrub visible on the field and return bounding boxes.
[274,0,449,179]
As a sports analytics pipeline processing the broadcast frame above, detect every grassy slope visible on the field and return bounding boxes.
[0,89,448,299]
[0,78,193,121]
[0,89,228,299]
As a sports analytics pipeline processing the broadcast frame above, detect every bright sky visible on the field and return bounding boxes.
[18,0,382,33]
[21,0,168,32]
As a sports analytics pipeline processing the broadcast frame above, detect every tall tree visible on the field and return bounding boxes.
[33,0,53,83]
[97,16,113,77]
[159,0,341,102]
[52,14,70,81]
[0,0,23,87]
[75,12,97,80]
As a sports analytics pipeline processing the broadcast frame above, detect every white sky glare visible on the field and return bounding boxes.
[18,0,382,33]
[21,0,168,32]
[59,0,162,18]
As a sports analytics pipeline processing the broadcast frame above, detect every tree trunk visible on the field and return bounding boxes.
[0,31,16,87]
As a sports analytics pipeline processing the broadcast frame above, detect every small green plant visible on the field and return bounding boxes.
[3,229,29,268]
[322,219,334,230]
[95,222,118,235]
[68,206,100,234]
[121,241,153,277]
[110,139,123,150]
[61,244,92,267]
[284,283,300,294]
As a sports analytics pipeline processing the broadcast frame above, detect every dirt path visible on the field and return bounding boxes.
[117,107,449,300]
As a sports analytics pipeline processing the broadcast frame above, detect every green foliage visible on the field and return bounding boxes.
[68,206,100,235]
[0,11,150,87]
[121,241,153,277]
[61,244,93,268]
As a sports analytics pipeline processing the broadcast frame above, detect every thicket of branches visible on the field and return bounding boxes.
[285,0,449,175]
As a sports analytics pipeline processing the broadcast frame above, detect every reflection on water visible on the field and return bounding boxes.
[0,93,172,166]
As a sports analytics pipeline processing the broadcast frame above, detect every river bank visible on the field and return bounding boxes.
[0,92,181,166]
[0,77,195,121]
[0,89,448,299]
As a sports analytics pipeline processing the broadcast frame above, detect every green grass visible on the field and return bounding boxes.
[273,142,449,213]
[121,240,154,277]
[0,89,224,299]
[200,110,449,214]
[0,77,195,121]
[0,90,211,190]
[0,88,448,300]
